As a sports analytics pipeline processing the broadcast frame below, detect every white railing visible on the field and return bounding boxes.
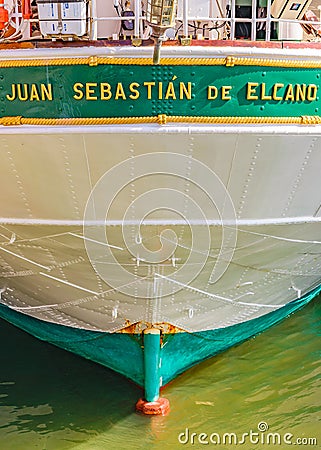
[89,0,321,42]
[1,0,321,43]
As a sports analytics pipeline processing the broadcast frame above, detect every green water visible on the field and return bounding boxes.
[0,297,320,450]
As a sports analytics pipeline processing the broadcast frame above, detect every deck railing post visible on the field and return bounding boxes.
[266,0,272,41]
[183,0,189,37]
[134,0,140,38]
[251,0,257,41]
[230,0,236,40]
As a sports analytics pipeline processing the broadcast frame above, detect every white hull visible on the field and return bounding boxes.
[1,100,321,333]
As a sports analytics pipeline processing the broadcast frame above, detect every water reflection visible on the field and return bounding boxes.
[0,320,141,449]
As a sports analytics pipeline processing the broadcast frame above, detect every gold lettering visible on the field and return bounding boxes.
[129,82,140,100]
[29,84,40,101]
[284,84,294,102]
[261,83,272,101]
[180,82,192,100]
[208,86,218,100]
[17,84,28,101]
[115,82,126,100]
[40,84,52,101]
[158,82,163,100]
[6,84,16,101]
[306,84,317,101]
[247,82,259,100]
[86,83,98,100]
[165,82,176,100]
[272,83,284,101]
[221,85,232,101]
[295,84,306,101]
[144,82,156,99]
[73,83,84,100]
[100,83,112,100]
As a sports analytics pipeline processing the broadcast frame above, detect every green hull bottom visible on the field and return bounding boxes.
[0,286,320,389]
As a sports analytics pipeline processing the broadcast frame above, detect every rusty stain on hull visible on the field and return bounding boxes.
[118,321,186,334]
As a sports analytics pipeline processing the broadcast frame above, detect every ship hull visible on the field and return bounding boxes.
[1,46,321,404]
[0,282,320,388]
